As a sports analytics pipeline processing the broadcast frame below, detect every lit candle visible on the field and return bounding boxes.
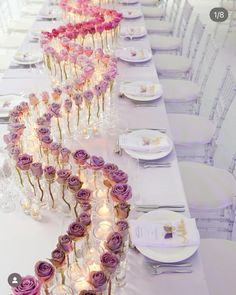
[89,262,101,272]
[98,203,110,217]
[95,221,112,240]
[74,280,91,292]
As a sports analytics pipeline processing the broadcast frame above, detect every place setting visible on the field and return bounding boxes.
[118,0,139,4]
[10,50,43,69]
[119,25,147,39]
[116,47,152,63]
[119,80,163,106]
[129,209,200,274]
[121,8,143,19]
[114,128,173,168]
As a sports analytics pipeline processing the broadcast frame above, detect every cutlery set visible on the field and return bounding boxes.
[135,204,185,213]
[148,262,193,275]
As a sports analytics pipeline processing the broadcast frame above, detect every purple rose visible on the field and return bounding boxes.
[102,163,118,177]
[49,142,61,156]
[105,232,123,254]
[89,271,107,291]
[4,132,20,146]
[60,147,71,163]
[30,162,43,178]
[20,101,29,113]
[36,117,50,127]
[12,275,41,295]
[36,127,50,140]
[8,145,21,160]
[57,169,71,185]
[43,113,53,122]
[111,184,132,203]
[67,221,86,240]
[41,135,53,149]
[108,170,128,184]
[58,234,73,253]
[17,154,33,171]
[8,123,25,135]
[78,212,91,226]
[115,220,129,237]
[44,166,56,181]
[75,189,92,203]
[73,93,83,106]
[83,90,93,104]
[100,252,119,273]
[63,99,73,113]
[49,103,61,117]
[89,156,104,170]
[50,248,66,268]
[67,175,83,192]
[80,202,92,211]
[35,261,55,283]
[72,149,90,165]
[115,202,130,219]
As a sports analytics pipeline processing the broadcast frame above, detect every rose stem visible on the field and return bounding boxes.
[59,62,63,82]
[97,96,100,118]
[107,187,110,202]
[92,35,95,49]
[16,167,24,187]
[57,118,62,143]
[60,268,65,285]
[77,107,80,127]
[44,285,50,295]
[102,94,105,112]
[74,64,78,77]
[93,171,97,189]
[88,105,91,125]
[62,185,71,211]
[37,178,44,202]
[63,63,67,80]
[73,241,78,262]
[108,278,112,295]
[48,182,55,209]
[67,254,70,268]
[26,171,36,196]
[67,112,71,135]
[74,201,79,218]
[39,145,43,158]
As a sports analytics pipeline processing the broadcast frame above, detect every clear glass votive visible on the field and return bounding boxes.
[50,284,73,295]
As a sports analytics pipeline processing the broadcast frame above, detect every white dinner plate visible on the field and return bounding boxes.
[0,95,24,117]
[30,28,43,39]
[39,10,59,19]
[13,52,43,65]
[120,81,163,101]
[117,47,152,63]
[136,210,200,263]
[120,26,146,39]
[121,129,173,160]
[122,9,142,19]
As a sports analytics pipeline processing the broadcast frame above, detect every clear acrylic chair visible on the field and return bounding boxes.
[153,14,205,79]
[168,66,236,163]
[142,0,168,19]
[145,0,182,35]
[221,0,236,11]
[162,35,219,114]
[149,0,193,53]
[179,153,236,240]
[16,0,42,16]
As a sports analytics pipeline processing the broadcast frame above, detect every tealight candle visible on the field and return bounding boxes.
[94,220,113,241]
[20,198,31,214]
[74,280,91,292]
[98,203,110,217]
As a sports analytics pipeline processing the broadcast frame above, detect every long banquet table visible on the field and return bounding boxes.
[0,1,209,294]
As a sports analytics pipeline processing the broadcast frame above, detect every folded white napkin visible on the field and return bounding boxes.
[130,218,200,248]
[0,96,21,115]
[121,82,157,97]
[119,133,170,153]
[120,27,144,36]
[127,49,146,60]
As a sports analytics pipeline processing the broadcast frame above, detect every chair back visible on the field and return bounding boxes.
[176,0,193,40]
[228,153,236,176]
[193,34,219,114]
[209,66,236,141]
[168,0,182,26]
[0,0,13,34]
[221,0,236,11]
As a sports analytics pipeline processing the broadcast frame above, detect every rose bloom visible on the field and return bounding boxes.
[35,261,55,284]
[105,232,123,254]
[67,175,83,192]
[75,188,92,203]
[43,166,56,182]
[57,234,73,253]
[77,212,91,226]
[89,156,104,170]
[72,149,90,165]
[12,275,41,295]
[17,153,33,171]
[115,220,129,237]
[67,221,86,240]
[79,291,96,295]
[50,248,66,268]
[56,169,71,185]
[100,251,119,274]
[110,183,132,203]
[102,163,118,177]
[30,162,43,178]
[89,271,107,291]
[115,202,130,219]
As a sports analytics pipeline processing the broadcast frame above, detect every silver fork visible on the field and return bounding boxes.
[151,263,192,269]
[152,268,192,275]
